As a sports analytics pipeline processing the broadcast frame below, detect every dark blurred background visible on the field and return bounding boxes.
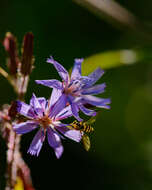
[1,0,152,189]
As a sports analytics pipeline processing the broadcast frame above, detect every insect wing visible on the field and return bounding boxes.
[82,134,91,151]
[86,116,96,125]
[65,124,73,130]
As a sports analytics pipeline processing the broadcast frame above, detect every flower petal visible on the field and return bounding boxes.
[86,67,104,87]
[16,100,35,118]
[30,93,43,115]
[27,129,45,156]
[79,104,96,116]
[81,83,106,95]
[47,127,63,159]
[71,58,83,80]
[56,105,72,120]
[13,121,38,134]
[49,88,62,107]
[56,125,82,142]
[50,94,67,118]
[70,77,91,91]
[83,95,111,109]
[35,79,63,90]
[47,56,69,82]
[71,103,82,121]
[37,97,47,110]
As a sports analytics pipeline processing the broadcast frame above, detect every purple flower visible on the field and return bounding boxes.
[13,92,82,158]
[36,56,111,121]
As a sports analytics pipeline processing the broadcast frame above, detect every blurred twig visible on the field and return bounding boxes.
[73,0,152,41]
[0,66,14,86]
[0,66,9,78]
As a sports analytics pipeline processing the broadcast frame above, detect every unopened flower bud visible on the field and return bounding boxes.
[8,101,18,118]
[3,32,19,76]
[21,32,34,75]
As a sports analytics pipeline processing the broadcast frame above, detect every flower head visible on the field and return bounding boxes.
[13,92,82,158]
[36,56,111,121]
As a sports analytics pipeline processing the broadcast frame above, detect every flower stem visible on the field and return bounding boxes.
[0,67,14,86]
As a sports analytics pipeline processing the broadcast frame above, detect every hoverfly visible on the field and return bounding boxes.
[70,120,94,133]
[69,117,96,151]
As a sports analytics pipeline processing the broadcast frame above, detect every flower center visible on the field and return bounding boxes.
[63,80,81,97]
[37,115,52,129]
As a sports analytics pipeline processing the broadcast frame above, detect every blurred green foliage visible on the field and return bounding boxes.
[83,49,138,72]
[1,0,152,190]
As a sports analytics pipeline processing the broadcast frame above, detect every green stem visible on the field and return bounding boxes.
[0,67,14,86]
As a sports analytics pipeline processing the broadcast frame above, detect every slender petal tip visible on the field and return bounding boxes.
[46,56,56,64]
[35,79,63,90]
[74,58,84,64]
[55,146,64,159]
[65,129,82,142]
[27,130,44,156]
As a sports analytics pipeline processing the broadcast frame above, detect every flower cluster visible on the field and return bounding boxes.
[13,56,110,158]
